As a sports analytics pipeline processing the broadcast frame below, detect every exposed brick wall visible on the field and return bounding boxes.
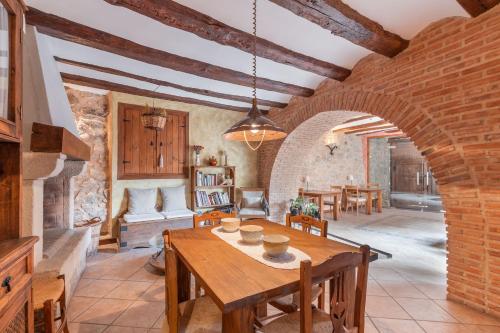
[258,8,500,316]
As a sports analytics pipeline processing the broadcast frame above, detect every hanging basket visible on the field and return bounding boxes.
[142,106,167,130]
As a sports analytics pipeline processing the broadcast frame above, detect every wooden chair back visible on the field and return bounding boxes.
[193,210,236,228]
[345,185,359,198]
[299,245,370,333]
[163,229,180,333]
[286,214,328,238]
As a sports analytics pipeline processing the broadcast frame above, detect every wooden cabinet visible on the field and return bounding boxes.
[0,0,24,142]
[117,103,189,179]
[0,238,37,333]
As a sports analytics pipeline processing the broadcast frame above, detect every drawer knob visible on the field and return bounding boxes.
[2,276,12,293]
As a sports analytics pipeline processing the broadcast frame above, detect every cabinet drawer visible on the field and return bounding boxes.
[0,255,29,309]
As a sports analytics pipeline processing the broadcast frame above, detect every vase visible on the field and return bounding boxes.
[195,153,200,166]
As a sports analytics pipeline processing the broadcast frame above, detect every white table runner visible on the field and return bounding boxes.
[211,226,311,270]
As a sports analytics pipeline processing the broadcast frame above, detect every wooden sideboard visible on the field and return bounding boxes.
[0,237,37,333]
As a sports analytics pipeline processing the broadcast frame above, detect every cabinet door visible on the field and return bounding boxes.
[118,103,188,179]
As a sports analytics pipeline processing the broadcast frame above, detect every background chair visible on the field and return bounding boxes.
[345,185,367,215]
[366,182,380,208]
[162,230,222,333]
[33,273,69,333]
[237,187,270,219]
[260,245,370,333]
[193,210,237,228]
[268,214,328,314]
[324,185,344,219]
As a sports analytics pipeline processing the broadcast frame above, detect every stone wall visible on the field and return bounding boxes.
[368,138,391,207]
[258,8,500,316]
[66,87,110,233]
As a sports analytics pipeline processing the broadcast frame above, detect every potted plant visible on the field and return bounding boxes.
[193,145,204,166]
[303,202,320,219]
[289,196,306,216]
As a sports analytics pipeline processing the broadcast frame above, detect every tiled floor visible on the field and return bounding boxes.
[68,208,500,332]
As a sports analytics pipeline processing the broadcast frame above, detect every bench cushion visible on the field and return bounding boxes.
[160,209,195,219]
[123,212,165,223]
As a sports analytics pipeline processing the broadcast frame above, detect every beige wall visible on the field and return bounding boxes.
[109,92,258,228]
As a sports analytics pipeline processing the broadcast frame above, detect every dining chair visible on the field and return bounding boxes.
[366,183,380,207]
[259,245,370,333]
[193,210,237,228]
[268,214,328,314]
[161,230,222,333]
[345,185,367,215]
[324,185,344,219]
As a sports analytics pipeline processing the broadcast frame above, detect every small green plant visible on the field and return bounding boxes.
[303,202,320,218]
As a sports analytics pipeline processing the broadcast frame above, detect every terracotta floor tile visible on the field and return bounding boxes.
[128,266,163,282]
[365,296,411,319]
[365,317,380,333]
[68,322,107,333]
[433,300,500,326]
[369,268,406,281]
[68,296,100,321]
[372,318,425,333]
[411,282,447,300]
[395,298,457,322]
[140,283,165,302]
[418,321,500,333]
[148,329,162,333]
[113,301,165,328]
[75,279,123,298]
[367,280,389,296]
[104,326,149,333]
[152,312,165,329]
[105,281,152,300]
[378,280,427,299]
[100,265,142,280]
[74,298,132,325]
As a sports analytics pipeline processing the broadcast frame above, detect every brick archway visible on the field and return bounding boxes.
[257,8,500,315]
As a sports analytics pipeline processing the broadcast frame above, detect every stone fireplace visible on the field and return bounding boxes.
[23,152,91,298]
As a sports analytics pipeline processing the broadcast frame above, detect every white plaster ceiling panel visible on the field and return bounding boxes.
[45,36,292,104]
[343,0,469,39]
[26,0,327,88]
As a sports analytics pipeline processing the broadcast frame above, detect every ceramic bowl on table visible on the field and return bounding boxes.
[221,218,241,232]
[263,234,290,257]
[239,225,264,244]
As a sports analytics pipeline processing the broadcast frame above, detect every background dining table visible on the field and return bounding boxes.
[300,189,342,220]
[169,220,377,333]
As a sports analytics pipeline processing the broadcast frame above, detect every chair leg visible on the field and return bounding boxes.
[318,281,325,310]
[43,300,55,333]
[195,279,202,298]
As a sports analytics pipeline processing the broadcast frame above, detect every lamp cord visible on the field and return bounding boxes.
[244,130,266,151]
[252,0,257,101]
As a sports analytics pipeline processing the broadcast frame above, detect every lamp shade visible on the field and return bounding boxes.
[223,99,287,142]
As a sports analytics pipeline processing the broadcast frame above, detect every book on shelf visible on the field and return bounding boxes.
[194,190,231,207]
[195,170,221,186]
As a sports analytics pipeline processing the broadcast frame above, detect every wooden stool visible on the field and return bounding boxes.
[33,273,69,333]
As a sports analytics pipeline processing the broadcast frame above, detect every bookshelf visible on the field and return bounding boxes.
[190,165,235,212]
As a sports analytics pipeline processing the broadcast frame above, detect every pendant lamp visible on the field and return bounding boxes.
[223,0,287,150]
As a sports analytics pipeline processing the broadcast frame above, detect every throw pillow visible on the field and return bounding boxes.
[160,185,187,211]
[127,188,157,214]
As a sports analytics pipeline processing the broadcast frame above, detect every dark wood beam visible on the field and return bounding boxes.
[103,0,350,80]
[359,130,404,138]
[26,7,314,97]
[341,120,389,132]
[342,115,376,124]
[344,125,397,135]
[456,0,499,17]
[61,73,251,112]
[268,0,408,57]
[55,57,287,108]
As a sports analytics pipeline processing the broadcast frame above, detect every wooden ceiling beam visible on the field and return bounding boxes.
[342,115,377,124]
[61,73,251,112]
[340,119,389,132]
[27,7,314,97]
[456,0,499,17]
[55,57,287,108]
[103,0,350,80]
[268,0,409,57]
[344,125,397,135]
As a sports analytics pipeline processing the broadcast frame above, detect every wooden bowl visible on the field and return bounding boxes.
[263,234,290,257]
[221,218,240,232]
[239,225,263,243]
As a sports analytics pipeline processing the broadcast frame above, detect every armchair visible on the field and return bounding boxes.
[236,187,270,219]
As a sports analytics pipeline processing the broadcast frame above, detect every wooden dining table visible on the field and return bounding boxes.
[300,189,342,220]
[170,220,377,333]
[358,187,383,215]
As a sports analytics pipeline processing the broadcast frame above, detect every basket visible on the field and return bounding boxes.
[142,107,167,130]
[75,217,103,256]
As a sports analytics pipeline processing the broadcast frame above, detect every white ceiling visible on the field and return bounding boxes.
[26,0,469,111]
